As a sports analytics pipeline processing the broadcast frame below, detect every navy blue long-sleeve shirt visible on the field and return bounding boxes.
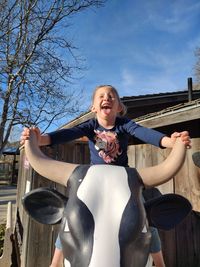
[48,117,165,166]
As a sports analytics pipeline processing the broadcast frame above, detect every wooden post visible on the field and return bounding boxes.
[0,202,13,267]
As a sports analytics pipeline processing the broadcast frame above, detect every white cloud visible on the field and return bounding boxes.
[121,69,136,88]
[144,0,200,34]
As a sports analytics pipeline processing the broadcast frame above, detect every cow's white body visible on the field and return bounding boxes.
[77,166,131,267]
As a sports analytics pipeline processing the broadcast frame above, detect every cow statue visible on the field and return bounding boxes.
[22,130,192,267]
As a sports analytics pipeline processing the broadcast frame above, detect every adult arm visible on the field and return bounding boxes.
[24,129,78,185]
[138,137,186,186]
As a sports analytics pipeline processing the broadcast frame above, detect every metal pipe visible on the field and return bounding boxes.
[188,77,193,102]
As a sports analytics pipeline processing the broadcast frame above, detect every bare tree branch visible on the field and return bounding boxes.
[0,0,105,153]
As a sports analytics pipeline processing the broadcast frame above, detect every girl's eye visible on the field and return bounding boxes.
[109,95,115,100]
[97,93,115,100]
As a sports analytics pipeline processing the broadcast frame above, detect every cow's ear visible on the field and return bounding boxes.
[144,194,192,230]
[22,187,68,225]
[192,151,200,168]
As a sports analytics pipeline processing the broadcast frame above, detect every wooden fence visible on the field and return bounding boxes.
[13,138,200,267]
[128,138,200,267]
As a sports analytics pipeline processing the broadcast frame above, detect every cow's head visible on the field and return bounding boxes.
[22,130,191,267]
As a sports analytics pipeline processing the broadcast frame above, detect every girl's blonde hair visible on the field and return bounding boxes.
[92,85,127,116]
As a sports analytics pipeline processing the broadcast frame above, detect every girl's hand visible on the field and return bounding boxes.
[171,131,191,148]
[20,127,41,145]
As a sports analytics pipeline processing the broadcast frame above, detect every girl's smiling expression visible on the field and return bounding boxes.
[91,86,122,127]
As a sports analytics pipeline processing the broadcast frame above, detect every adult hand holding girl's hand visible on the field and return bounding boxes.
[171,131,191,148]
[20,127,41,145]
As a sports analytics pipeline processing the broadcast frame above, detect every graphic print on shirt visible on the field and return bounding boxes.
[94,130,122,163]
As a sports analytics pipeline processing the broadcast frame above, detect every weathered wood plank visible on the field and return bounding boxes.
[159,228,176,267]
[138,105,200,128]
[174,138,200,212]
[175,211,200,267]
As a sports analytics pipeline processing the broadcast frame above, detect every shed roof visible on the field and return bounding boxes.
[136,98,200,128]
[60,89,200,130]
[2,147,20,155]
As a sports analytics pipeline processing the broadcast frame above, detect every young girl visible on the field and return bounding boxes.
[21,85,190,163]
[21,85,191,267]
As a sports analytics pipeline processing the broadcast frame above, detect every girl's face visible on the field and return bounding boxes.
[91,86,122,121]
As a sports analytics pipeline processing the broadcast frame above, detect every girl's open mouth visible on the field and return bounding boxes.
[101,105,112,115]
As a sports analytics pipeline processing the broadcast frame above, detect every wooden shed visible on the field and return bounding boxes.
[13,89,200,267]
[131,98,200,267]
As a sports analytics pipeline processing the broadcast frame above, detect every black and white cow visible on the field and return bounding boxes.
[23,130,191,267]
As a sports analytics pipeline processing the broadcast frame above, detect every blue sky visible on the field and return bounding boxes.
[66,0,200,105]
[10,0,200,140]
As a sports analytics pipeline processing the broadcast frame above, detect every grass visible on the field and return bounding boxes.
[0,224,6,256]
